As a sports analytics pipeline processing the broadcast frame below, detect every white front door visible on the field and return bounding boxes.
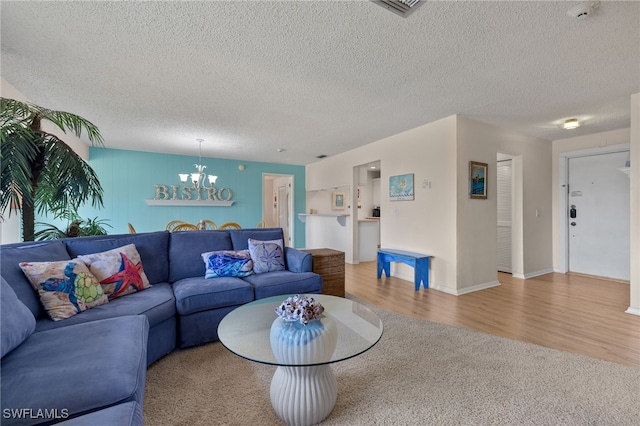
[568,151,630,280]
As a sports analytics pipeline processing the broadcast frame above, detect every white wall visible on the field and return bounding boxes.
[307,114,554,294]
[457,117,553,287]
[307,115,458,287]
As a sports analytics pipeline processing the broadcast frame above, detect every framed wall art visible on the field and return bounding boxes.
[332,191,346,210]
[469,161,488,199]
[389,173,414,201]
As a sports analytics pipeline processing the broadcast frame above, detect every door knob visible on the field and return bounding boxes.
[570,222,576,226]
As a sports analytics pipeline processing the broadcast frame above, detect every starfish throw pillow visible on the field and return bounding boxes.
[77,244,151,300]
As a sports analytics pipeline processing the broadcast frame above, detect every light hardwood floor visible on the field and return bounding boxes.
[345,262,640,368]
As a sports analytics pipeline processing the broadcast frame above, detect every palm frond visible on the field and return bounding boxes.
[34,222,68,241]
[0,98,35,126]
[0,132,41,217]
[1,98,105,239]
[1,98,104,145]
[35,135,103,215]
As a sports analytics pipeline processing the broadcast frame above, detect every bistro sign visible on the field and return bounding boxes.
[154,184,233,202]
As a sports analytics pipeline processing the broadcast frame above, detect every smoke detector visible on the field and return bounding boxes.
[567,1,600,20]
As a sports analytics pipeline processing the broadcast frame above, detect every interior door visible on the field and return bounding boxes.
[497,159,512,273]
[568,151,630,280]
[277,185,290,246]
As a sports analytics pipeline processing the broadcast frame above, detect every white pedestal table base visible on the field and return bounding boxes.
[270,364,337,426]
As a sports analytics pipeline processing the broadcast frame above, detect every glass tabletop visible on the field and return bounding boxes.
[218,294,383,367]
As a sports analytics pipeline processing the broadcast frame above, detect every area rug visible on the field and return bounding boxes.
[144,296,639,425]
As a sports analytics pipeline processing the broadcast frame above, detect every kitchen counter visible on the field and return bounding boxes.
[359,217,380,222]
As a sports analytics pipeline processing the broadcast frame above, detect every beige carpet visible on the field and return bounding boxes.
[144,296,640,425]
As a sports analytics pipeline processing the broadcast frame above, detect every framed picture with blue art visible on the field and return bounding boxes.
[389,173,414,201]
[469,161,488,199]
[332,191,346,210]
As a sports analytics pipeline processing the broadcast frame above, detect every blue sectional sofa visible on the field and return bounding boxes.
[1,228,322,425]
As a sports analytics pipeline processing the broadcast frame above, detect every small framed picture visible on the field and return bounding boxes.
[469,161,488,199]
[389,173,414,201]
[332,191,346,210]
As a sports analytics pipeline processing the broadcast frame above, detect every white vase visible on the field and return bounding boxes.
[269,316,338,364]
[269,315,338,426]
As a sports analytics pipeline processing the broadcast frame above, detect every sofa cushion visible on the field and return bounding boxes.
[34,283,175,333]
[202,249,253,278]
[1,277,36,358]
[64,231,170,285]
[242,270,322,299]
[172,276,253,315]
[1,315,148,426]
[77,244,152,300]
[229,228,284,251]
[19,260,109,321]
[169,230,233,282]
[248,238,286,274]
[55,401,140,426]
[0,240,71,318]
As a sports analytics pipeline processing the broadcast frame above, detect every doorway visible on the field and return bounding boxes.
[262,174,294,247]
[567,150,630,280]
[352,161,381,263]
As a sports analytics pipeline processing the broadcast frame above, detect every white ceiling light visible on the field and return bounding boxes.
[563,118,581,130]
[179,139,218,188]
[567,1,600,20]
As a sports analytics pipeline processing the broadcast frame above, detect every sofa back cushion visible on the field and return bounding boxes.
[169,230,233,282]
[229,228,285,251]
[1,277,36,358]
[0,240,71,318]
[65,231,170,285]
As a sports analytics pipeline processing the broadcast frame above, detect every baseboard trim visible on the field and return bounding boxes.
[430,280,501,296]
[391,271,501,296]
[625,306,640,316]
[513,268,555,280]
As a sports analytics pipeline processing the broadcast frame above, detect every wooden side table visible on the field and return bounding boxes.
[302,248,345,298]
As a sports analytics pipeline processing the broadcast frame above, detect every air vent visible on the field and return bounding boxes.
[316,154,328,159]
[371,0,424,18]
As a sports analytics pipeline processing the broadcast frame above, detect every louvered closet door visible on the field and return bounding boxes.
[497,160,512,273]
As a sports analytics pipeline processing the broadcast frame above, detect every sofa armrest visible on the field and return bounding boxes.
[284,247,312,273]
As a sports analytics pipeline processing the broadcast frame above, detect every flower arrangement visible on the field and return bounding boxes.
[275,294,325,325]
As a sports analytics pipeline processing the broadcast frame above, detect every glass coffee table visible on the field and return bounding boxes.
[218,294,383,426]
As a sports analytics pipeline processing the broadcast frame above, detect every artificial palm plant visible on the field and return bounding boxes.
[0,98,105,241]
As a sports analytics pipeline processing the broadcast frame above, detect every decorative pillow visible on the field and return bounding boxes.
[19,260,108,321]
[201,250,254,278]
[77,244,151,300]
[247,238,286,274]
[1,277,36,357]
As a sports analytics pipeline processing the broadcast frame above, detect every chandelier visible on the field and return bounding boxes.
[179,139,218,189]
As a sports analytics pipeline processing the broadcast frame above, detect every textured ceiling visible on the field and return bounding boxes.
[1,1,638,165]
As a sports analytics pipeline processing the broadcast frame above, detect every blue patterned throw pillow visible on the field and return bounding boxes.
[248,238,286,274]
[201,250,254,278]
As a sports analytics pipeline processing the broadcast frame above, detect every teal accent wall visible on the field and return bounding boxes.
[68,148,306,247]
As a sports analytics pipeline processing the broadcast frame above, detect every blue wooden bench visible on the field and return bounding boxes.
[377,248,434,291]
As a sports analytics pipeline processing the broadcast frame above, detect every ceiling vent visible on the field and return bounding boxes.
[371,0,424,18]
